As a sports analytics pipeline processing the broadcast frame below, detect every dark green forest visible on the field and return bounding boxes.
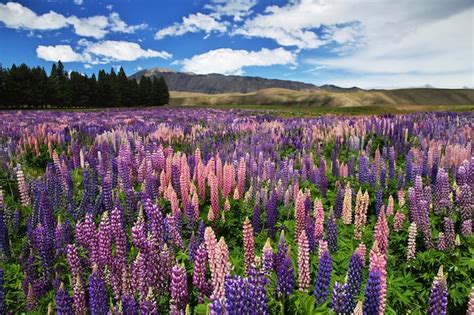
[0,61,169,109]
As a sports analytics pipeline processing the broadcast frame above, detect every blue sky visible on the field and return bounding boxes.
[0,0,473,88]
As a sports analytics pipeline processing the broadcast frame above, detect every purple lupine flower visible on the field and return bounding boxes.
[122,295,138,315]
[443,217,455,250]
[434,169,452,214]
[88,266,109,315]
[363,269,381,315]
[305,215,316,252]
[457,184,472,235]
[248,268,269,315]
[326,212,338,253]
[318,159,328,197]
[334,183,344,219]
[428,267,448,315]
[358,154,369,185]
[276,248,294,300]
[56,283,73,315]
[73,275,86,315]
[314,250,332,304]
[225,275,248,313]
[143,201,164,246]
[0,269,5,314]
[140,290,158,315]
[331,282,350,314]
[97,211,112,269]
[375,188,383,217]
[388,146,395,180]
[209,295,224,315]
[186,202,195,232]
[274,231,288,274]
[193,244,209,303]
[34,224,54,279]
[170,264,188,314]
[188,232,198,262]
[0,209,10,260]
[405,151,413,183]
[265,191,278,239]
[253,203,261,234]
[197,220,205,244]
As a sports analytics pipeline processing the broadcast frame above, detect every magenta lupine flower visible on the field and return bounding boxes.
[73,275,86,315]
[170,264,188,314]
[243,217,255,275]
[297,231,310,292]
[66,244,82,282]
[76,213,98,265]
[193,244,209,303]
[428,266,448,315]
[97,211,112,269]
[131,209,147,251]
[407,222,417,261]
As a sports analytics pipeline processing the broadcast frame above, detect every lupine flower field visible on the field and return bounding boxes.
[0,109,473,314]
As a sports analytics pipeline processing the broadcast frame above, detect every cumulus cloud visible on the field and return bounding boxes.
[36,44,88,62]
[0,2,147,39]
[74,0,84,5]
[36,41,171,64]
[155,12,226,40]
[179,47,297,75]
[86,40,171,61]
[233,0,473,87]
[204,0,257,21]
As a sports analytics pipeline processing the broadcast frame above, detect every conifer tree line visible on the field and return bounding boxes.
[0,61,170,109]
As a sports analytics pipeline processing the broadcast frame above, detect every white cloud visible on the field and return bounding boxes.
[36,40,172,64]
[36,45,87,62]
[0,2,147,39]
[85,40,172,61]
[234,0,473,88]
[204,0,257,21]
[155,13,226,40]
[106,5,113,11]
[0,2,68,30]
[74,0,84,5]
[68,15,109,38]
[109,12,147,33]
[179,47,297,75]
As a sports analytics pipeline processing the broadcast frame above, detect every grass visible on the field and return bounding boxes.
[171,103,474,117]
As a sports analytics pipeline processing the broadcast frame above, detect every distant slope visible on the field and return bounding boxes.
[130,68,319,94]
[170,88,474,107]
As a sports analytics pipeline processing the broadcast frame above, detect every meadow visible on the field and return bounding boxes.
[0,108,472,314]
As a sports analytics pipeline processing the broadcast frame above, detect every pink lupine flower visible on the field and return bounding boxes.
[295,191,306,242]
[374,209,389,257]
[393,211,406,232]
[342,184,352,225]
[237,157,246,198]
[314,198,325,242]
[357,243,367,266]
[17,165,30,207]
[192,191,200,220]
[208,171,219,221]
[223,162,235,198]
[204,227,225,299]
[297,231,310,292]
[233,186,240,200]
[369,241,387,314]
[354,189,369,240]
[398,189,405,208]
[318,239,328,257]
[407,222,417,261]
[386,195,394,216]
[243,217,255,274]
